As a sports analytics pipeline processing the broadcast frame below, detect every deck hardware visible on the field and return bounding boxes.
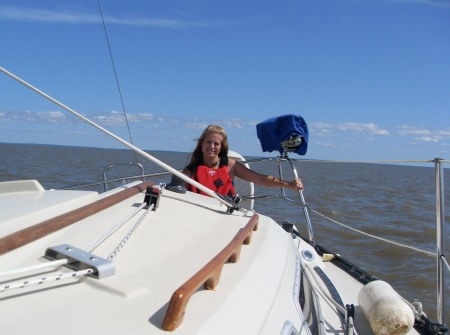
[45,244,115,279]
[281,134,303,153]
[227,194,242,213]
[281,220,294,233]
[345,304,355,335]
[301,249,314,262]
[280,320,299,335]
[166,174,187,194]
[414,314,448,335]
[216,193,241,214]
[144,186,161,210]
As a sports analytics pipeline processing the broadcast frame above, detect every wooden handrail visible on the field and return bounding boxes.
[0,181,155,255]
[161,213,259,331]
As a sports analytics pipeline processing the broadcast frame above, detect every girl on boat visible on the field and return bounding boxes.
[183,125,303,197]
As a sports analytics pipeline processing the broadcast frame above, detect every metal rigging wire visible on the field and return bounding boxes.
[97,0,139,163]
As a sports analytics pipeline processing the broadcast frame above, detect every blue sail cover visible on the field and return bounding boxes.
[256,114,309,155]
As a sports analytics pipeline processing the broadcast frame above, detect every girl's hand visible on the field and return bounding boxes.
[289,178,303,191]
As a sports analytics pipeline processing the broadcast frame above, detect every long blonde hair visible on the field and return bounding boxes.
[186,125,229,170]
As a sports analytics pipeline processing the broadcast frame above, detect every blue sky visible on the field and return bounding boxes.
[1,0,449,162]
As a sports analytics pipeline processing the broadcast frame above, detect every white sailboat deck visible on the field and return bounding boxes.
[0,180,424,335]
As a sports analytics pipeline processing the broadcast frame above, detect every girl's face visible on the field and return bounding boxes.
[201,132,223,161]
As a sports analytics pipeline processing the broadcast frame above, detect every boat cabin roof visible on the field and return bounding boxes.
[0,180,99,237]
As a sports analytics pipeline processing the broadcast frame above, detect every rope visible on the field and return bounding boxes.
[0,268,93,293]
[107,203,153,260]
[0,259,68,278]
[300,242,426,332]
[310,209,437,257]
[87,202,147,253]
[245,190,440,259]
[403,296,427,320]
[245,157,450,166]
[245,190,440,258]
[442,256,450,273]
[0,201,152,294]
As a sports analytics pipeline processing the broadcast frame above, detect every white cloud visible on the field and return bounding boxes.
[314,140,336,147]
[397,125,431,136]
[4,109,450,151]
[0,6,99,24]
[397,126,450,143]
[90,111,154,126]
[0,6,239,29]
[310,122,389,136]
[185,121,210,131]
[19,111,35,122]
[127,113,154,122]
[181,118,256,132]
[397,125,450,143]
[337,122,390,135]
[36,111,66,123]
[93,113,124,126]
[416,136,440,143]
[0,110,68,123]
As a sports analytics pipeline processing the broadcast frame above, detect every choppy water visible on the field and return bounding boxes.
[1,142,449,320]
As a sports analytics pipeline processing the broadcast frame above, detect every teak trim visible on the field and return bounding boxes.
[161,213,259,331]
[0,181,155,255]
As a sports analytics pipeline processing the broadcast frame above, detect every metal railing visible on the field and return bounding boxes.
[102,162,145,191]
[434,158,446,325]
[58,169,172,191]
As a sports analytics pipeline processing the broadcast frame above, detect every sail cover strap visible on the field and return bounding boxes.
[256,114,309,155]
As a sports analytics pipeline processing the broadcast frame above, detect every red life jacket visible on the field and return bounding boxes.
[188,165,236,197]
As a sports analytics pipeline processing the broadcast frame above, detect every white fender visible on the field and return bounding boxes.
[358,280,414,335]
